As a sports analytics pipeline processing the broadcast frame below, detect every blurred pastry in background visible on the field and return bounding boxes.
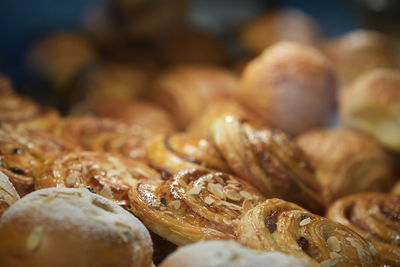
[151,65,238,129]
[323,30,396,85]
[392,181,400,195]
[296,128,395,203]
[240,41,336,135]
[239,8,320,55]
[0,75,13,94]
[0,171,19,216]
[340,68,400,152]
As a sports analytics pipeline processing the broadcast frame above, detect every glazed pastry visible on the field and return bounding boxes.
[296,128,395,203]
[327,193,400,266]
[129,168,264,245]
[160,240,309,267]
[36,151,160,206]
[212,115,324,213]
[0,187,153,267]
[239,41,336,134]
[0,171,19,216]
[340,68,400,152]
[147,133,230,175]
[392,181,400,195]
[237,198,380,266]
[323,30,396,85]
[151,65,238,129]
[239,8,319,55]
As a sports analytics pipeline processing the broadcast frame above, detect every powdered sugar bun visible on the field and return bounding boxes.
[159,240,309,267]
[0,187,153,267]
[0,171,19,216]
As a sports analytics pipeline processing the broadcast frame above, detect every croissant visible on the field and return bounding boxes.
[128,168,264,245]
[151,65,238,129]
[212,115,324,213]
[239,41,336,134]
[36,151,161,206]
[0,171,19,216]
[327,193,400,266]
[340,68,400,152]
[237,198,380,266]
[147,133,230,175]
[296,128,395,203]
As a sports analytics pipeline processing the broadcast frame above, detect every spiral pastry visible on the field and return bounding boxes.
[237,198,380,266]
[128,168,264,245]
[212,115,324,213]
[327,193,400,266]
[0,171,19,216]
[147,133,230,175]
[36,151,160,206]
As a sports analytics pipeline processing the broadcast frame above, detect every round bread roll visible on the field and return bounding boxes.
[340,68,400,152]
[0,171,19,216]
[0,187,153,267]
[159,240,309,267]
[240,41,336,135]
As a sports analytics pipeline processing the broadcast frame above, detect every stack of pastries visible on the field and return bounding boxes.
[1,2,400,266]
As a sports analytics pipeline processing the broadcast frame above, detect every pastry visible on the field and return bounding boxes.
[212,115,324,213]
[327,193,400,266]
[340,68,400,152]
[392,181,400,195]
[128,168,264,245]
[237,198,380,266]
[160,240,309,267]
[0,171,19,216]
[0,187,153,267]
[239,41,336,134]
[296,128,395,203]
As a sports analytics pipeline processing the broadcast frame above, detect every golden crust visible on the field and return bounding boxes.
[327,193,400,266]
[128,169,264,245]
[237,198,381,266]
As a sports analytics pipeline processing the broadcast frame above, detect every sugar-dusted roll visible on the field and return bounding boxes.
[0,187,153,267]
[160,240,309,267]
[0,171,19,216]
[340,68,400,152]
[296,128,395,203]
[327,193,400,266]
[240,41,336,134]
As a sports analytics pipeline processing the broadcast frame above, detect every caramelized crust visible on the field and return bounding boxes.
[237,198,380,266]
[327,193,400,266]
[128,169,264,245]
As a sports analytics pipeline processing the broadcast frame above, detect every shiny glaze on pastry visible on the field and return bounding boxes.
[327,193,400,266]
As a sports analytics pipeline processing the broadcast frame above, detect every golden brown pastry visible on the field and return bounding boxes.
[327,193,400,266]
[151,65,238,129]
[239,8,320,55]
[392,181,400,195]
[323,30,396,85]
[340,68,400,152]
[160,240,310,267]
[237,198,380,266]
[147,133,230,175]
[36,151,160,206]
[239,41,336,134]
[212,115,324,213]
[0,187,153,267]
[296,128,395,203]
[129,168,264,245]
[0,171,19,216]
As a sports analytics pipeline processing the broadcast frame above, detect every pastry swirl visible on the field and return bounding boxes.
[128,168,264,245]
[327,193,400,266]
[237,198,380,266]
[212,115,324,212]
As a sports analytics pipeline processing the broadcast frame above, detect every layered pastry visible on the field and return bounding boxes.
[323,30,396,85]
[212,115,324,213]
[340,68,400,152]
[327,193,400,266]
[239,8,320,55]
[0,187,153,267]
[240,41,336,134]
[151,65,238,129]
[129,169,264,245]
[147,133,230,175]
[296,128,395,203]
[35,151,161,206]
[237,198,380,266]
[0,171,19,216]
[160,240,309,267]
